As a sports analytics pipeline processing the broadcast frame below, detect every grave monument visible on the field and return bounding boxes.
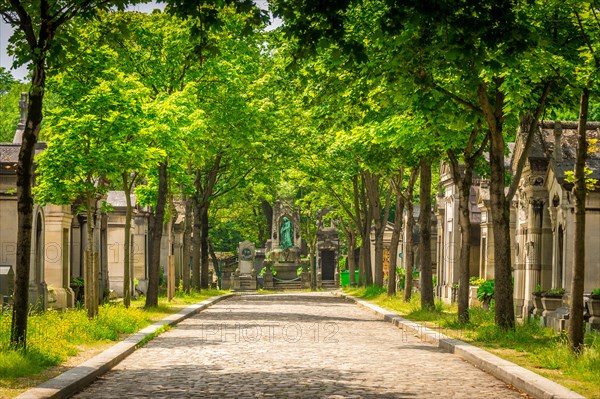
[231,240,258,291]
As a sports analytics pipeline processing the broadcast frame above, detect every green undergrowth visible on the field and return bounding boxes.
[0,289,227,397]
[345,286,600,399]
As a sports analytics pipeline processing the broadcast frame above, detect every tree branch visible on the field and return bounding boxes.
[431,83,483,115]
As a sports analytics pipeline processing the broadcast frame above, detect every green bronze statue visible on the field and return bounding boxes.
[279,216,294,249]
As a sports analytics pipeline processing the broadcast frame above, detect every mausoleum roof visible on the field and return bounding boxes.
[538,121,600,185]
[0,142,47,165]
[106,190,136,208]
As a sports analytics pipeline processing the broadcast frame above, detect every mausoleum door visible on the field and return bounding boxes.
[321,250,335,281]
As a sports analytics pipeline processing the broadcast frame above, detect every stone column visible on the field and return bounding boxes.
[435,206,444,298]
[522,198,544,316]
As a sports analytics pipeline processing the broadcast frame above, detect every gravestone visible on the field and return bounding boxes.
[238,240,255,274]
[231,240,257,291]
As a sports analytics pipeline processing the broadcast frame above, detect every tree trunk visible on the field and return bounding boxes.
[347,231,357,287]
[419,159,435,309]
[456,173,473,323]
[167,214,174,301]
[310,245,317,290]
[485,109,515,330]
[478,82,515,330]
[200,204,210,289]
[208,239,219,279]
[182,195,192,293]
[122,173,133,308]
[261,200,273,247]
[338,218,357,287]
[98,211,108,304]
[447,154,475,324]
[192,170,202,291]
[145,162,168,308]
[388,189,405,296]
[10,61,45,349]
[447,125,489,323]
[85,196,98,318]
[404,196,415,301]
[352,174,366,286]
[489,133,514,329]
[360,173,373,286]
[365,172,385,286]
[400,167,418,300]
[569,87,589,353]
[403,168,418,300]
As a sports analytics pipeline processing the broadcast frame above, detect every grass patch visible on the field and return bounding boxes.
[345,286,600,399]
[0,289,227,397]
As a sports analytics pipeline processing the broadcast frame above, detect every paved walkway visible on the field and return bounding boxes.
[72,293,526,399]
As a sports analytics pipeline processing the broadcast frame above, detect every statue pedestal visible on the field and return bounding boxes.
[272,263,299,281]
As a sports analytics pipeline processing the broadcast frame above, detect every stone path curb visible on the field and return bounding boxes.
[335,292,586,399]
[15,293,234,399]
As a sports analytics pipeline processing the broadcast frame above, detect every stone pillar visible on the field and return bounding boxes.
[29,207,48,309]
[435,206,445,299]
[520,193,546,317]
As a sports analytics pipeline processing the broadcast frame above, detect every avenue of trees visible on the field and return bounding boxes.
[1,0,598,354]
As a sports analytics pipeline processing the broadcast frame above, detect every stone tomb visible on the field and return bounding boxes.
[265,200,304,285]
[231,240,257,291]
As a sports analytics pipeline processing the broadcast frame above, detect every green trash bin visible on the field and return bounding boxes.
[340,270,349,287]
[340,270,359,287]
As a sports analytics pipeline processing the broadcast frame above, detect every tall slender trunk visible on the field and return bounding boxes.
[448,156,474,324]
[98,212,108,304]
[145,162,168,308]
[261,200,273,247]
[569,87,589,353]
[360,172,373,285]
[447,126,488,324]
[478,82,515,330]
[182,195,192,293]
[85,195,98,318]
[484,109,515,329]
[338,218,357,287]
[167,214,174,301]
[122,173,133,308]
[490,137,514,329]
[304,215,317,290]
[456,174,473,323]
[10,62,45,349]
[419,159,435,309]
[192,170,202,291]
[401,167,418,300]
[365,172,386,286]
[352,174,365,286]
[404,196,415,301]
[388,186,405,296]
[208,239,219,277]
[200,204,210,289]
[347,236,357,287]
[310,241,317,291]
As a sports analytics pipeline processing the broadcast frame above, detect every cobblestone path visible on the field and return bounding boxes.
[73,293,526,398]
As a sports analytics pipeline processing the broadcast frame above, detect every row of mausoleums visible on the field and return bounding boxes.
[373,121,600,330]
